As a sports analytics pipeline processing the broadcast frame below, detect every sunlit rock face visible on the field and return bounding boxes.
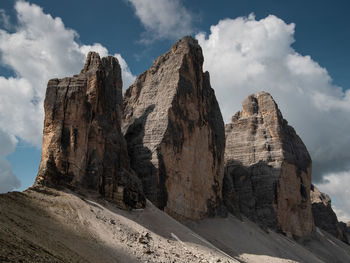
[35,52,145,209]
[223,91,314,237]
[123,36,225,220]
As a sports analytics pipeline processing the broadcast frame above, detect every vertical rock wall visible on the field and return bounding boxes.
[224,92,314,237]
[35,52,145,209]
[123,36,225,220]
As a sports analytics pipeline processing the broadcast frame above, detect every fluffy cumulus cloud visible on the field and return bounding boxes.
[114,53,136,89]
[196,14,350,220]
[0,1,135,193]
[0,129,20,193]
[196,14,350,180]
[316,172,350,222]
[127,0,193,42]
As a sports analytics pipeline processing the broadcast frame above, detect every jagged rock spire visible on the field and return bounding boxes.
[224,91,314,237]
[123,36,225,220]
[35,52,145,209]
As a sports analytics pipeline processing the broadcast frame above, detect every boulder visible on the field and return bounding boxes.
[123,36,225,220]
[224,91,314,237]
[35,52,145,209]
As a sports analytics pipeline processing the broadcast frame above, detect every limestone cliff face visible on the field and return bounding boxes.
[223,92,314,237]
[123,36,225,220]
[35,52,145,209]
[311,185,348,243]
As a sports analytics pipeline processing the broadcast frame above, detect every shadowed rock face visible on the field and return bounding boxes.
[311,185,349,244]
[35,52,145,209]
[339,222,350,244]
[223,92,314,237]
[123,36,225,220]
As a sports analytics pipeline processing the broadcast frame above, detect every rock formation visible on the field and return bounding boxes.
[339,222,350,243]
[311,184,348,243]
[223,91,314,237]
[35,52,145,209]
[123,36,225,220]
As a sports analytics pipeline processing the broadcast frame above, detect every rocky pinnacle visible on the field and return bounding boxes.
[35,52,145,209]
[223,91,314,237]
[123,36,225,220]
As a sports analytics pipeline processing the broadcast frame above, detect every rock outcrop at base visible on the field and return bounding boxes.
[223,91,314,237]
[311,184,348,243]
[339,222,350,243]
[123,36,225,220]
[35,52,145,209]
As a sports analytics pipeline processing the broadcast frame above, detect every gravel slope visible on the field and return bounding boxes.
[1,188,350,263]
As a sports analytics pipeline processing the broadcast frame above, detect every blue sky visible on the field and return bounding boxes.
[2,0,350,86]
[1,0,350,220]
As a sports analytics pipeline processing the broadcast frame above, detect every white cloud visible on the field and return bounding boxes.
[0,129,20,193]
[114,53,135,89]
[196,14,350,182]
[0,1,135,191]
[127,0,193,42]
[316,172,350,222]
[333,207,350,223]
[0,158,21,193]
[0,9,11,30]
[80,43,109,58]
[0,76,40,146]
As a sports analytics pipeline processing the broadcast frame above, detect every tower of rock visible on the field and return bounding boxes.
[123,36,225,220]
[311,185,348,243]
[223,91,314,237]
[35,52,145,209]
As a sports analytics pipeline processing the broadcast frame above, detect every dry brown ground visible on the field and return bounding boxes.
[1,187,350,263]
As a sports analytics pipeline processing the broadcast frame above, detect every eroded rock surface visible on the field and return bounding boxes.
[311,184,349,243]
[35,52,145,209]
[223,91,314,237]
[123,36,225,220]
